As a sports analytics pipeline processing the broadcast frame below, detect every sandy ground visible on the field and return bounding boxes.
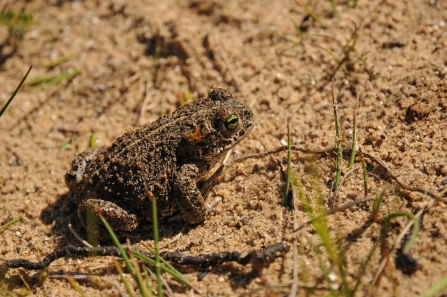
[1,0,446,296]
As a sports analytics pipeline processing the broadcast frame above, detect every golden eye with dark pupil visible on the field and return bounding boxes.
[224,114,239,130]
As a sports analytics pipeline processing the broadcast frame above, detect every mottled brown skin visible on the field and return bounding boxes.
[65,88,254,236]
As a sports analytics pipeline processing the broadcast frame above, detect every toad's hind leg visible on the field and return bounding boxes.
[173,164,206,224]
[77,199,139,236]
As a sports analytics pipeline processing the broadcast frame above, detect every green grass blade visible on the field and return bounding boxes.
[332,0,337,18]
[292,21,306,41]
[419,275,447,297]
[42,52,78,68]
[371,184,389,222]
[349,109,357,168]
[278,34,300,46]
[354,212,420,294]
[295,0,326,28]
[26,69,80,86]
[311,43,340,64]
[37,269,49,287]
[134,249,196,291]
[151,198,163,297]
[384,212,420,254]
[90,131,97,148]
[293,164,352,295]
[312,244,336,295]
[131,257,151,297]
[0,66,32,118]
[352,231,381,294]
[0,217,22,231]
[26,69,81,91]
[99,216,131,268]
[284,118,292,207]
[361,155,368,197]
[332,82,342,190]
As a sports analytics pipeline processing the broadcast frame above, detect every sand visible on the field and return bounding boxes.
[1,0,446,296]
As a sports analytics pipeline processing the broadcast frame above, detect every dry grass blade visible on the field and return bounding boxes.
[294,195,375,233]
[216,37,241,91]
[145,266,174,297]
[66,274,87,297]
[114,260,137,297]
[68,222,93,248]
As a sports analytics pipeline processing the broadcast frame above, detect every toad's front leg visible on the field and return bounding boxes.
[173,164,206,224]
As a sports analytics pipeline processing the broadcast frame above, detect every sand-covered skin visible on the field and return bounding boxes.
[1,0,446,296]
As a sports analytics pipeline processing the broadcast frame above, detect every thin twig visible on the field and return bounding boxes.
[362,152,445,202]
[2,243,289,271]
[145,266,174,297]
[137,81,153,126]
[216,37,241,91]
[293,195,375,232]
[221,146,444,202]
[333,167,359,201]
[68,222,93,249]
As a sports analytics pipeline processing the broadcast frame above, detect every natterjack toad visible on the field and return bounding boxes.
[65,88,254,236]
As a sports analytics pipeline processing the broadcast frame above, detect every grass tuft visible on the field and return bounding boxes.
[100,198,197,296]
[0,10,33,40]
[291,157,420,296]
[177,89,194,106]
[99,214,150,296]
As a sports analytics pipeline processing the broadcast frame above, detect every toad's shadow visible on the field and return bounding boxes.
[40,191,192,250]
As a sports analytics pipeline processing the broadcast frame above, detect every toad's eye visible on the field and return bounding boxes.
[224,114,239,130]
